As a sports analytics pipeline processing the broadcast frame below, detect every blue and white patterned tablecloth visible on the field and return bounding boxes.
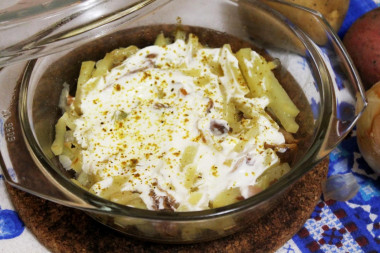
[1,1,380,252]
[277,130,380,253]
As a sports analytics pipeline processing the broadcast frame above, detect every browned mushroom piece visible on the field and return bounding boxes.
[209,119,229,136]
[206,98,214,113]
[153,102,170,109]
[149,188,179,211]
[264,142,298,164]
[278,127,298,144]
[179,88,188,96]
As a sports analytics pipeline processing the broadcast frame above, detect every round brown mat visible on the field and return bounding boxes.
[6,158,328,253]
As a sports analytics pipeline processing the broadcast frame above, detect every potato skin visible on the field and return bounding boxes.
[268,0,349,45]
[356,81,380,173]
[343,8,380,90]
[281,0,350,31]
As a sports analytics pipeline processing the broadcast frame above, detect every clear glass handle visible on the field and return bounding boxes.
[0,63,93,208]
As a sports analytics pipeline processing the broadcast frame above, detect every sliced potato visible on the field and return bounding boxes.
[74,61,96,114]
[219,44,250,98]
[90,175,129,198]
[110,191,140,205]
[174,29,187,41]
[92,53,114,77]
[154,32,171,46]
[224,102,242,134]
[186,33,202,57]
[236,48,299,133]
[235,48,265,97]
[188,192,203,205]
[212,187,241,208]
[180,145,199,170]
[233,126,259,152]
[109,45,139,66]
[51,113,68,155]
[184,164,197,189]
[256,162,291,189]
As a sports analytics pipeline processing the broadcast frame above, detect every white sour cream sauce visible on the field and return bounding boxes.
[73,39,285,211]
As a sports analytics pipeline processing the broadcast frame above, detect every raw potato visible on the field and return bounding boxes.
[343,8,380,90]
[263,0,349,45]
[281,0,350,32]
[356,81,380,173]
[238,0,307,54]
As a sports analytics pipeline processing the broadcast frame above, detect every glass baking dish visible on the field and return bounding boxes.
[0,0,366,243]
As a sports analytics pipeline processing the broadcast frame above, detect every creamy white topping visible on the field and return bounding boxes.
[71,38,285,211]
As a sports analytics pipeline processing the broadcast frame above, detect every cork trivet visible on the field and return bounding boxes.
[6,158,328,253]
